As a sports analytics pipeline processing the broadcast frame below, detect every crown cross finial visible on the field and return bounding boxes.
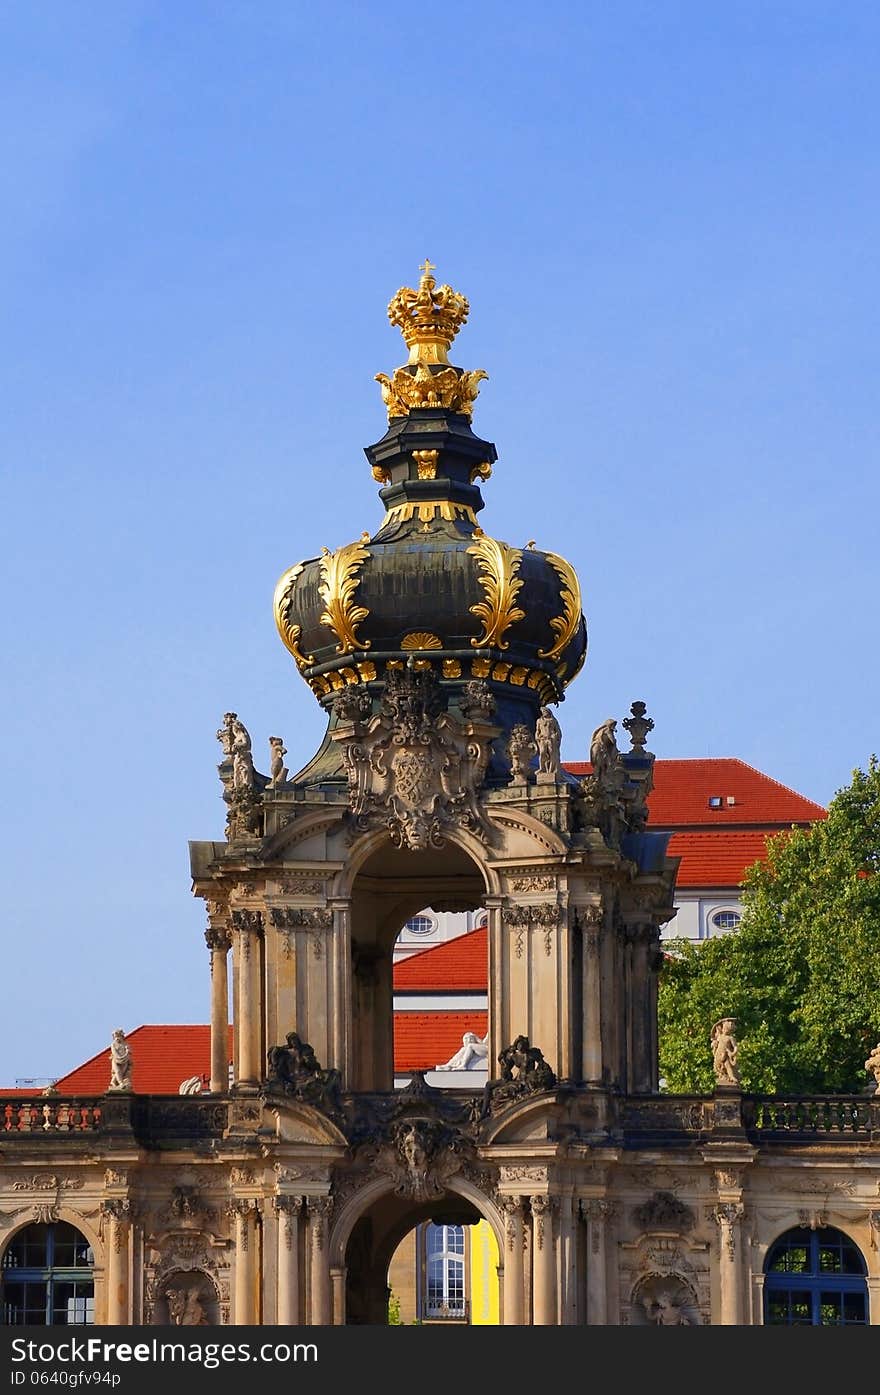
[419,258,436,279]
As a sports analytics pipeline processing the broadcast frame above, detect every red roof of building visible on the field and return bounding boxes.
[393,929,488,991]
[52,1025,233,1096]
[562,757,825,828]
[668,829,786,887]
[394,1012,488,1071]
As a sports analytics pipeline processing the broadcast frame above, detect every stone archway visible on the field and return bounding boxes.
[332,1173,503,1326]
[346,834,488,1092]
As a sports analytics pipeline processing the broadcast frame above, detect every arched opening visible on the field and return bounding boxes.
[1,1223,95,1325]
[350,837,487,1092]
[344,1188,498,1325]
[764,1226,868,1325]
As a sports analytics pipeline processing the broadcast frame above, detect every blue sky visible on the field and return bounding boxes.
[2,2,878,1084]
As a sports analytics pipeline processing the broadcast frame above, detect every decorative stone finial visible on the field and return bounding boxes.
[623,700,655,753]
[711,1017,740,1087]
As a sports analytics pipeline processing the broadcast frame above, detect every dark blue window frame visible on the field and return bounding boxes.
[1,1223,95,1326]
[764,1226,868,1326]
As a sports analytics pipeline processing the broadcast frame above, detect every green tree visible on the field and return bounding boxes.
[658,757,880,1095]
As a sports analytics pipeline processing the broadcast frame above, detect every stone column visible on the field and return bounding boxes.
[232,1200,258,1324]
[232,910,263,1089]
[500,1197,525,1325]
[274,1196,302,1325]
[580,909,603,1084]
[581,1199,614,1325]
[206,920,231,1094]
[101,1201,130,1325]
[530,1196,557,1325]
[630,923,655,1093]
[557,1195,578,1324]
[307,1197,333,1325]
[330,1266,346,1325]
[330,899,352,1083]
[713,1202,745,1324]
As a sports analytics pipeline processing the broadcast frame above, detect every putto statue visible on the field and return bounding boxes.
[268,736,288,788]
[481,1035,556,1116]
[535,706,563,779]
[865,1042,880,1093]
[108,1029,133,1092]
[711,1017,741,1087]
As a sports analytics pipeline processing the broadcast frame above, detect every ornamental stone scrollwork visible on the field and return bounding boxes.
[204,925,231,954]
[632,1273,698,1326]
[710,1202,744,1259]
[797,1208,828,1232]
[270,905,332,960]
[581,1199,619,1254]
[501,902,559,959]
[365,1118,470,1204]
[11,1174,84,1192]
[307,1196,333,1251]
[168,1184,217,1227]
[510,875,556,893]
[278,875,326,896]
[231,909,263,965]
[100,1199,131,1250]
[273,1195,303,1250]
[330,665,498,851]
[499,1195,525,1251]
[500,1167,548,1185]
[530,1194,557,1250]
[632,1192,696,1234]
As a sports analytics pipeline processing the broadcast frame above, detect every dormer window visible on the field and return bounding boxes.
[708,796,723,809]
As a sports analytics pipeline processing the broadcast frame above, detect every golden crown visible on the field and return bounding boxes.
[387,260,470,365]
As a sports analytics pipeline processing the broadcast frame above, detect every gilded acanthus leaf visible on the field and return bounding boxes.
[319,541,372,654]
[468,532,525,650]
[537,551,583,664]
[273,563,315,671]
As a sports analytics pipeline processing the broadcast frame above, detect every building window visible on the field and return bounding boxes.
[711,910,742,932]
[1,1223,95,1326]
[405,914,435,937]
[423,1224,466,1320]
[708,796,723,809]
[764,1227,868,1325]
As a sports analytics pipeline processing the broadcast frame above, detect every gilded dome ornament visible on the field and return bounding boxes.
[273,563,315,672]
[467,530,525,650]
[375,261,488,422]
[318,540,372,654]
[537,551,584,666]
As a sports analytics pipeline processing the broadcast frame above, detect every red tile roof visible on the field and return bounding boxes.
[52,1025,233,1096]
[393,928,488,990]
[394,1012,488,1071]
[562,757,825,827]
[669,829,785,887]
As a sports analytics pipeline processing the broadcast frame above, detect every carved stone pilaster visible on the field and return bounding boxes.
[530,1194,557,1251]
[580,1198,618,1254]
[499,1195,525,1251]
[710,1202,744,1260]
[273,1195,303,1250]
[307,1195,333,1251]
[270,906,332,960]
[231,908,263,962]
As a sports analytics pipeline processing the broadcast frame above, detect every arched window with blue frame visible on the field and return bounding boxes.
[1,1222,95,1326]
[764,1226,868,1325]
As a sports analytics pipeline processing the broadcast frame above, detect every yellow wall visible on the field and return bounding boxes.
[469,1218,500,1325]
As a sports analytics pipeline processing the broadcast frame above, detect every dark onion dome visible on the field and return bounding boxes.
[273,263,587,782]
